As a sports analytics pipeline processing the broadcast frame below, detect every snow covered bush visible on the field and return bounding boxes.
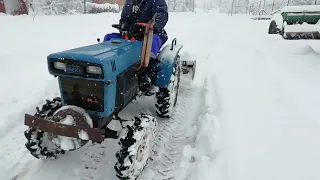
[30,0,84,15]
[86,2,119,13]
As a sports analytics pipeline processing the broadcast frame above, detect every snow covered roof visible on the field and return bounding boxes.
[281,5,320,13]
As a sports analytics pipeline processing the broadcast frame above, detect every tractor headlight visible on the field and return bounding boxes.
[54,61,66,70]
[87,66,102,74]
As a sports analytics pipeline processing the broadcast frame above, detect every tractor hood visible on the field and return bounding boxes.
[47,38,143,80]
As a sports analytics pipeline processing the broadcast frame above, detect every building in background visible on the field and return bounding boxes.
[0,0,6,13]
[115,0,124,7]
[2,0,28,15]
[13,0,28,15]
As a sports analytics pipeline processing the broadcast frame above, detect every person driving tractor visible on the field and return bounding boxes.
[104,0,169,95]
[104,0,168,53]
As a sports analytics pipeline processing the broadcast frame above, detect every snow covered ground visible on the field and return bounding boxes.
[205,15,320,180]
[1,9,320,180]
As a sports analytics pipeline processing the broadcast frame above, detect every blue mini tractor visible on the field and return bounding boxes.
[23,18,196,180]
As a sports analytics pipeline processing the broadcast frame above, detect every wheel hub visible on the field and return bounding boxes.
[49,106,93,151]
[136,134,148,162]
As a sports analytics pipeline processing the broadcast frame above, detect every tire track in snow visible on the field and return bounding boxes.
[79,143,109,180]
[176,75,224,180]
[138,76,205,180]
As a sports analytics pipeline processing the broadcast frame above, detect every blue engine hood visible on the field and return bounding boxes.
[47,38,143,80]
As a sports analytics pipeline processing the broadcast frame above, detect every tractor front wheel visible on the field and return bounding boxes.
[114,113,157,180]
[24,97,65,159]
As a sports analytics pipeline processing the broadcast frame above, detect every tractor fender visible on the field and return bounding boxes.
[154,40,183,88]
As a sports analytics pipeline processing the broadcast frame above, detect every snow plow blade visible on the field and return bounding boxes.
[24,114,105,142]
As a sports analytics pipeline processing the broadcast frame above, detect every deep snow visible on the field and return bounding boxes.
[205,16,320,180]
[1,9,320,180]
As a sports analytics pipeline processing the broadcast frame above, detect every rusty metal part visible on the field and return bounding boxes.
[52,108,90,126]
[25,114,105,142]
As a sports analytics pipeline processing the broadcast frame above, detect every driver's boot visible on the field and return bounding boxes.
[140,57,158,96]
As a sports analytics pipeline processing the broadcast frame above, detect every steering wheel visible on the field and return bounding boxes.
[112,23,147,40]
[112,23,147,31]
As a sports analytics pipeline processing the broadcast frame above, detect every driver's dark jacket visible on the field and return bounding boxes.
[119,0,168,44]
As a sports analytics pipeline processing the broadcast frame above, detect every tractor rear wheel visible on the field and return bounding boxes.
[155,58,181,118]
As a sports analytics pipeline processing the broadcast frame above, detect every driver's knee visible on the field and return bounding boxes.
[103,33,122,42]
[151,35,162,55]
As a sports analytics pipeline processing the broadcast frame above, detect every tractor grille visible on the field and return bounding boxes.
[60,77,104,112]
